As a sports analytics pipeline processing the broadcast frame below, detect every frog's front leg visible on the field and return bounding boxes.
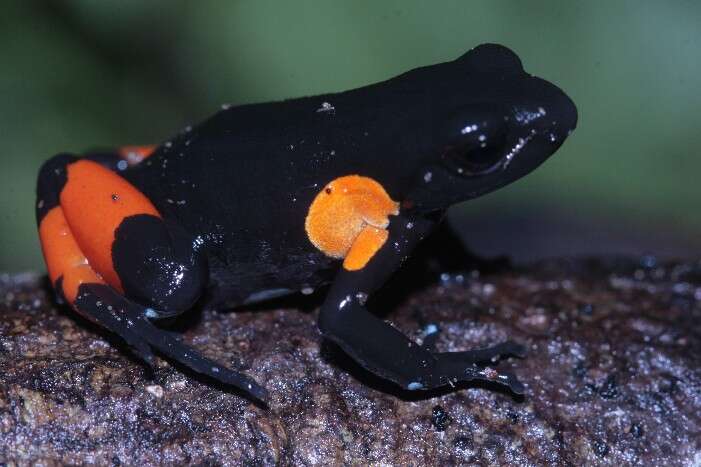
[36,153,267,401]
[318,214,525,394]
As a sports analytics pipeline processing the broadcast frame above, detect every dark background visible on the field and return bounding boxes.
[2,1,699,272]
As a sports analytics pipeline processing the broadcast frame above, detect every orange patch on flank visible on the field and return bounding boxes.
[39,207,106,303]
[305,175,399,269]
[60,159,161,291]
[118,145,157,166]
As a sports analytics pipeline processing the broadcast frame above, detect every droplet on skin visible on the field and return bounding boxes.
[316,101,335,113]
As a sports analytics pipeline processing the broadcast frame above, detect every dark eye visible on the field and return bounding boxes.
[442,123,507,176]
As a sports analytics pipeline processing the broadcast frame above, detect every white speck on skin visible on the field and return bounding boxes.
[461,124,478,134]
[424,172,433,183]
[301,287,314,295]
[339,295,352,310]
[316,101,335,113]
[407,382,424,390]
[117,160,128,171]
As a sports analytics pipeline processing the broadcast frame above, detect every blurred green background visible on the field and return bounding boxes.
[2,1,699,272]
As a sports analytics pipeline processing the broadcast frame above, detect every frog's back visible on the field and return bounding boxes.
[121,97,373,303]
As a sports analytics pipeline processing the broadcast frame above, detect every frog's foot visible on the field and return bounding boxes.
[427,341,526,394]
[420,323,524,357]
[76,283,268,402]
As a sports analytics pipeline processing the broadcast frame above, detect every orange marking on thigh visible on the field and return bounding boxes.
[38,207,106,303]
[60,159,161,291]
[305,175,399,264]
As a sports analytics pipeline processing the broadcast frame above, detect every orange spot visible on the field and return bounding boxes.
[305,175,399,267]
[38,207,106,303]
[343,226,389,271]
[118,145,156,166]
[60,160,160,291]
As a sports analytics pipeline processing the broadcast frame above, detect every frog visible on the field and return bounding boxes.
[36,43,578,402]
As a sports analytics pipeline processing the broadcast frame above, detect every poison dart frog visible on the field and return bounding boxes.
[36,44,577,402]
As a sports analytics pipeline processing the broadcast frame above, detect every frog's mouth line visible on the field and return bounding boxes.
[502,133,534,170]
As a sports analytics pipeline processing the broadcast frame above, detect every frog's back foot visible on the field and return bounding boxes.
[76,283,268,402]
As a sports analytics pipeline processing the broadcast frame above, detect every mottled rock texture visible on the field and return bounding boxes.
[0,258,700,465]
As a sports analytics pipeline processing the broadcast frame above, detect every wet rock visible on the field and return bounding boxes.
[0,258,699,465]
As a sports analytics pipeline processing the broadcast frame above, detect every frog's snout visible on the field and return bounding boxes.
[547,88,578,144]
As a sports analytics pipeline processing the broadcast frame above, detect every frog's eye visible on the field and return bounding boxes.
[441,120,508,176]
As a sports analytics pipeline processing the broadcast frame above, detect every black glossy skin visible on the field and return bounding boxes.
[38,44,577,402]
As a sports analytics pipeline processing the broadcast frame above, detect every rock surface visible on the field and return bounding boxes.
[0,258,700,465]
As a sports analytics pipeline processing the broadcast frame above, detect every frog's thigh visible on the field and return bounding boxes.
[37,156,206,316]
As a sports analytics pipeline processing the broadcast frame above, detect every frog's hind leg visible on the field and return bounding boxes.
[36,153,268,402]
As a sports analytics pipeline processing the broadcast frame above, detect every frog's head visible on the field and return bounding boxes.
[408,44,577,211]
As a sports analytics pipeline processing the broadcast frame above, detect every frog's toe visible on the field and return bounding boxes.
[427,341,526,394]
